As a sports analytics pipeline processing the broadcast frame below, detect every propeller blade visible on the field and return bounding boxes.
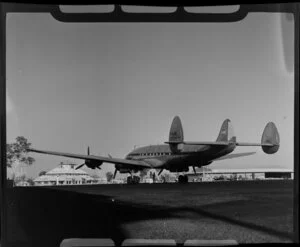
[76,164,85,170]
[108,154,112,159]
[113,169,118,179]
[97,166,101,170]
[193,166,197,174]
[158,169,164,176]
[87,146,90,155]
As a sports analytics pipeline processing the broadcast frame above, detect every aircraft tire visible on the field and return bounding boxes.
[127,176,140,184]
[178,175,188,184]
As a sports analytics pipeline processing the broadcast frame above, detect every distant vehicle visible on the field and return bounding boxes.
[127,176,140,184]
[111,179,123,184]
[29,116,280,184]
[214,176,225,181]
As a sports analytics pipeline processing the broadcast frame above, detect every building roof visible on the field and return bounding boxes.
[34,163,94,182]
[191,168,293,175]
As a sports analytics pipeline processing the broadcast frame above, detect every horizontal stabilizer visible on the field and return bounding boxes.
[214,152,256,161]
[236,142,273,146]
[182,141,230,146]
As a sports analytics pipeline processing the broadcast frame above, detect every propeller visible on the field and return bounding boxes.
[113,168,118,179]
[193,166,197,174]
[76,146,102,170]
[75,163,85,170]
[158,169,164,176]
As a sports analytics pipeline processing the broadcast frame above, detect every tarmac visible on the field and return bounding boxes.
[6,180,294,246]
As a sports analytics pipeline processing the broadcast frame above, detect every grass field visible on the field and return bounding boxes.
[6,180,294,246]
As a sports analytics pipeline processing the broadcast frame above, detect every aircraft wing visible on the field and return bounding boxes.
[28,148,152,168]
[213,152,256,161]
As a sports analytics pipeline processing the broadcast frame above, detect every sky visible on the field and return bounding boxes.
[6,11,294,179]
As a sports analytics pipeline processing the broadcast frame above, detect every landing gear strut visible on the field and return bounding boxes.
[178,175,189,184]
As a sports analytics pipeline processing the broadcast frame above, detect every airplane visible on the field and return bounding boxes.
[28,116,280,184]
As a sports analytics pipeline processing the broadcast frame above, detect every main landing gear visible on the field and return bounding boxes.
[178,175,189,184]
[127,175,140,184]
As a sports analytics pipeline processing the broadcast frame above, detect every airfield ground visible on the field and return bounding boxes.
[6,180,293,246]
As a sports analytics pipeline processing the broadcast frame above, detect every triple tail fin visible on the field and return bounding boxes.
[165,116,184,153]
[168,116,184,144]
[236,122,280,154]
[165,117,234,146]
[216,119,236,143]
[261,122,280,154]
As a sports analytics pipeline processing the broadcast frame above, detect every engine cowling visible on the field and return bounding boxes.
[85,160,103,169]
[119,168,131,173]
[195,161,212,167]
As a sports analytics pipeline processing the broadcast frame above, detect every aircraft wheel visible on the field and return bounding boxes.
[127,176,140,184]
[127,176,133,184]
[178,175,188,184]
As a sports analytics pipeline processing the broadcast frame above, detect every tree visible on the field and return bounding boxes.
[163,173,171,183]
[6,136,35,168]
[39,171,47,177]
[106,171,114,182]
[14,174,26,184]
[27,178,35,186]
[139,169,148,181]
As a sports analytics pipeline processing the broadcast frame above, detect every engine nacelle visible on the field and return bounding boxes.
[119,168,132,173]
[195,161,212,167]
[85,160,103,169]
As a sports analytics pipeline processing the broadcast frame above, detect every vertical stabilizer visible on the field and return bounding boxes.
[169,116,184,143]
[216,119,236,143]
[261,122,280,154]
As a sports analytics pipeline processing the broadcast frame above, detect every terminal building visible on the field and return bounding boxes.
[34,162,97,186]
[187,168,294,182]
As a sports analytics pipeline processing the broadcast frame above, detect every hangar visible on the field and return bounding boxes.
[187,168,294,182]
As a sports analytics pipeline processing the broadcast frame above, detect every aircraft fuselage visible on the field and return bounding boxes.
[118,143,236,173]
